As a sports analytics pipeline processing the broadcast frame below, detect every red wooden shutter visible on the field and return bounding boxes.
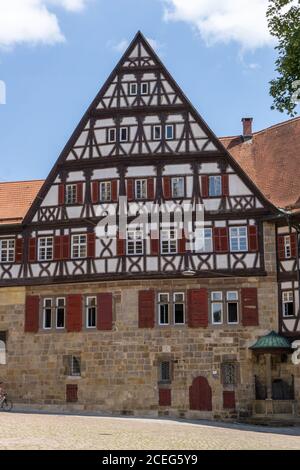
[77,182,83,204]
[241,288,259,326]
[147,178,155,200]
[25,295,39,333]
[291,233,297,258]
[66,384,78,403]
[28,238,37,262]
[201,176,209,198]
[150,231,159,255]
[97,293,113,331]
[277,235,285,260]
[58,184,65,205]
[159,389,171,406]
[222,174,229,196]
[188,289,208,328]
[223,391,236,409]
[54,236,62,260]
[15,238,23,263]
[213,227,228,253]
[248,225,258,252]
[126,179,134,201]
[87,232,96,258]
[163,176,171,199]
[91,181,99,203]
[116,232,125,256]
[138,290,155,328]
[178,229,186,254]
[67,294,82,332]
[112,180,118,202]
[61,235,70,260]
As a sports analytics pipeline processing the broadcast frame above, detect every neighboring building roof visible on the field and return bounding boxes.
[250,331,291,352]
[0,180,44,225]
[220,117,300,210]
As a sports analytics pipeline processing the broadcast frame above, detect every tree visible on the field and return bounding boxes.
[267,0,300,116]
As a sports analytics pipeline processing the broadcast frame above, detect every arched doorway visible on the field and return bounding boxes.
[189,376,212,411]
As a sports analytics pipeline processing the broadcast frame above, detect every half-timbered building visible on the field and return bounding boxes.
[0,32,299,421]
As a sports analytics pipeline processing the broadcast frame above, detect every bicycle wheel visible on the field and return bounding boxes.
[2,399,13,411]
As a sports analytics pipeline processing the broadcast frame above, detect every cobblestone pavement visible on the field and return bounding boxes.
[0,411,300,450]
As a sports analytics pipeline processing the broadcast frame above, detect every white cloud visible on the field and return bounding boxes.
[0,0,90,48]
[162,0,275,50]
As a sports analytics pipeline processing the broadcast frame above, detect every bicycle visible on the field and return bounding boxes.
[0,393,13,411]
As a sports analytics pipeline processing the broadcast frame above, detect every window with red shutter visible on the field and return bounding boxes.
[213,227,228,253]
[159,389,171,406]
[112,180,118,202]
[87,232,96,258]
[15,238,23,263]
[201,176,209,198]
[248,225,259,252]
[58,184,65,205]
[223,391,236,409]
[291,233,298,258]
[77,182,83,204]
[147,178,155,200]
[61,235,70,260]
[241,288,259,326]
[91,181,99,203]
[138,290,155,328]
[126,179,134,201]
[150,231,159,255]
[277,235,285,260]
[97,293,113,330]
[25,295,40,333]
[66,295,82,332]
[163,177,171,199]
[222,174,229,196]
[54,236,62,260]
[187,289,208,328]
[178,229,186,254]
[28,238,37,262]
[116,232,125,256]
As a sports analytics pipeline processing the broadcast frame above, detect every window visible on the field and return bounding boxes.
[0,239,15,263]
[108,128,116,143]
[174,292,185,325]
[165,124,174,140]
[161,229,177,255]
[211,292,223,324]
[153,125,162,140]
[38,237,53,261]
[100,181,111,202]
[71,234,87,259]
[195,228,213,253]
[283,291,294,317]
[70,356,81,377]
[43,298,52,329]
[65,184,77,205]
[171,177,184,198]
[227,291,239,324]
[0,332,7,365]
[230,227,248,252]
[158,293,169,325]
[141,82,149,95]
[284,235,291,259]
[222,363,236,386]
[120,127,128,142]
[127,230,144,255]
[86,296,97,328]
[56,298,65,329]
[159,361,171,383]
[209,176,222,197]
[135,179,147,200]
[129,82,137,95]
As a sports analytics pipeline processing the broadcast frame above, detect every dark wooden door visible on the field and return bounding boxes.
[189,376,212,411]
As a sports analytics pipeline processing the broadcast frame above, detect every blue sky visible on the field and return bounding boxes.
[0,0,295,182]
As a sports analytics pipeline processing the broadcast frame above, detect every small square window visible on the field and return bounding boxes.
[165,125,174,140]
[120,127,128,142]
[153,125,162,140]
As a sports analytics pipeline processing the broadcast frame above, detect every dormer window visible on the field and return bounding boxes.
[141,82,149,95]
[165,124,174,140]
[129,82,138,96]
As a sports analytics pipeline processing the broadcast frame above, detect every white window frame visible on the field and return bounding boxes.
[165,124,174,140]
[100,181,112,202]
[135,179,147,200]
[0,239,15,263]
[65,184,77,205]
[129,82,137,96]
[209,176,222,197]
[38,237,53,262]
[43,298,53,330]
[226,291,239,325]
[229,227,248,252]
[141,82,149,95]
[211,291,223,325]
[284,235,292,259]
[120,127,128,142]
[171,177,184,198]
[173,292,185,325]
[158,293,170,325]
[282,291,294,317]
[71,234,87,259]
[86,296,97,329]
[56,297,65,329]
[108,128,116,143]
[153,125,162,140]
[195,228,213,253]
[126,230,144,256]
[161,229,177,255]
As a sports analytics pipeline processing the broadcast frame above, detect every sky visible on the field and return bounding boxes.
[0,0,297,182]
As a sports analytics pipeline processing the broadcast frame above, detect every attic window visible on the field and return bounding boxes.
[129,83,137,96]
[141,82,149,95]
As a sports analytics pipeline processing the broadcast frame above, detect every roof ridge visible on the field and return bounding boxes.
[0,179,44,185]
[219,116,300,140]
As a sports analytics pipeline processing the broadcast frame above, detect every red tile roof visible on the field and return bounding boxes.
[0,180,44,225]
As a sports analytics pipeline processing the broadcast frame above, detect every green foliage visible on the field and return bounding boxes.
[267,0,300,116]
